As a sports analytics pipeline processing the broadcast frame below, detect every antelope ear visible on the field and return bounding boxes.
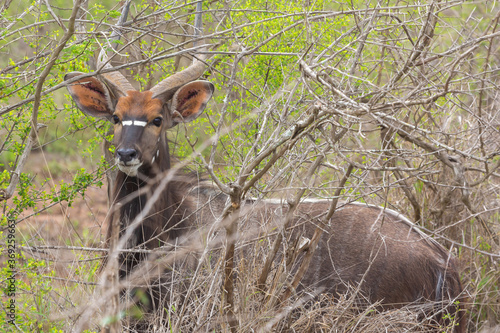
[170,80,214,126]
[64,72,115,120]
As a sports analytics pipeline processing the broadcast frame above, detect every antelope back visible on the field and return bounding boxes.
[192,189,465,331]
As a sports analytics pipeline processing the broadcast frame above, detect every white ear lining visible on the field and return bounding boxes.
[170,81,214,125]
[64,72,115,119]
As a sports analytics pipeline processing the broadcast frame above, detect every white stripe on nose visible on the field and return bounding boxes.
[122,120,147,127]
[133,120,147,127]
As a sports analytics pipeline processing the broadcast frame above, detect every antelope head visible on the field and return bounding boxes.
[64,57,214,177]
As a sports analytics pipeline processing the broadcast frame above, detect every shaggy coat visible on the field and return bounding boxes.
[65,68,466,332]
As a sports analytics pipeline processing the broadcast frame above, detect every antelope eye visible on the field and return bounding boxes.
[112,115,120,124]
[152,117,162,127]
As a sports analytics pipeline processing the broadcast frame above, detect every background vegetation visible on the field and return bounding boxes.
[1,0,499,331]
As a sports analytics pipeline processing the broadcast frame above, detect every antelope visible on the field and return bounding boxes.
[64,56,466,332]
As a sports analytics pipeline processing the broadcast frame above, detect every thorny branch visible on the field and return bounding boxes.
[0,0,83,202]
[2,1,500,331]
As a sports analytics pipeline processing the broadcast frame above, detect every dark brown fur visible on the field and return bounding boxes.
[65,71,466,332]
[107,134,194,277]
[107,114,466,333]
[195,190,467,332]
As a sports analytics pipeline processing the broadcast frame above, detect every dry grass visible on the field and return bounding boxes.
[2,1,500,332]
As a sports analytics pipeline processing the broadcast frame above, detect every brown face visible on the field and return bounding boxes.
[65,72,215,176]
[111,91,165,176]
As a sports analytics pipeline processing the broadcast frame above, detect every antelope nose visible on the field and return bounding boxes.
[116,148,138,163]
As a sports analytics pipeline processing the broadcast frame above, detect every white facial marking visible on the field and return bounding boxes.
[122,120,147,127]
[116,156,142,177]
[117,162,142,176]
[133,120,147,127]
[151,150,159,164]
